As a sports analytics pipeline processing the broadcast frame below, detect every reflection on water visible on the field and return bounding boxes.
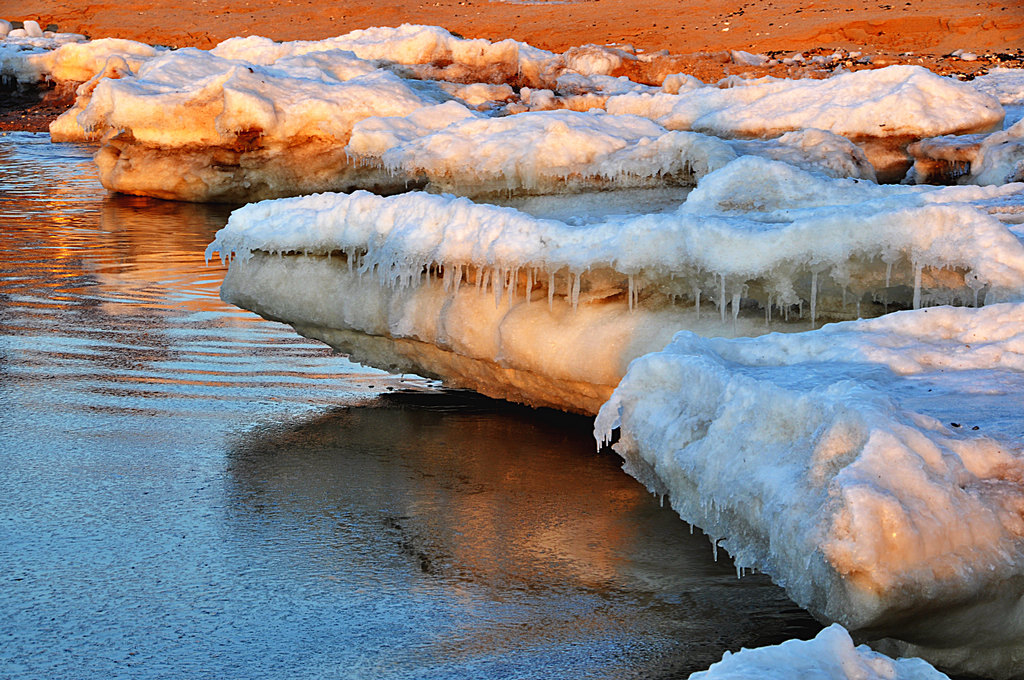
[0,132,820,679]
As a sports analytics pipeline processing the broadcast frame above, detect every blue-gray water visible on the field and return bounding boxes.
[0,131,820,679]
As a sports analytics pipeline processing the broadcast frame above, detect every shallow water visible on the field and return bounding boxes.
[0,131,820,679]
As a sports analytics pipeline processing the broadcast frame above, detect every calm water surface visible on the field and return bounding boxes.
[0,132,820,679]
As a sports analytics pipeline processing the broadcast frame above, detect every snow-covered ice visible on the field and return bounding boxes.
[596,302,1024,679]
[608,66,1004,180]
[18,26,1007,201]
[206,161,1024,419]
[690,625,949,680]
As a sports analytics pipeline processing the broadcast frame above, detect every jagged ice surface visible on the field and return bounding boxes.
[596,303,1024,679]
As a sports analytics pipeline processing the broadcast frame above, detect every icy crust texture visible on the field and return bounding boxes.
[50,26,734,202]
[907,118,1024,187]
[349,109,740,197]
[207,162,1024,415]
[40,25,1009,201]
[0,37,157,85]
[595,304,1024,679]
[607,66,1003,140]
[607,66,1004,181]
[691,625,949,680]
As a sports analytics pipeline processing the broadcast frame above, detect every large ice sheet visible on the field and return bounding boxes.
[1,36,156,85]
[348,108,739,197]
[207,170,1024,415]
[608,66,1003,139]
[608,66,1004,180]
[595,303,1024,679]
[691,625,948,680]
[50,47,442,201]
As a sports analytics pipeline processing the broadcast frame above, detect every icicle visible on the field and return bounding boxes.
[507,268,516,306]
[493,267,503,307]
[913,262,922,310]
[454,264,462,295]
[856,299,861,318]
[885,261,892,288]
[694,288,701,320]
[627,274,635,312]
[810,270,818,328]
[548,272,555,310]
[476,266,485,293]
[719,275,726,324]
[570,272,581,311]
[525,268,532,305]
[973,287,979,308]
[765,294,771,327]
[731,291,740,321]
[347,249,353,273]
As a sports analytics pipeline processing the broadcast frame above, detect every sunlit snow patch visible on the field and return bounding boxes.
[690,624,948,680]
[595,301,1024,680]
[207,160,1024,415]
[607,66,1004,181]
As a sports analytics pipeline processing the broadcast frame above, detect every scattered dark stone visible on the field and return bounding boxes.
[45,24,59,32]
[951,422,961,428]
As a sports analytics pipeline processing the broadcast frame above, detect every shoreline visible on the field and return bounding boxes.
[2,0,1022,133]
[6,0,1023,56]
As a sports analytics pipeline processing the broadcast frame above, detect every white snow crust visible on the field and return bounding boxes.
[971,68,1024,106]
[596,302,1024,679]
[207,162,1024,421]
[348,109,738,196]
[690,625,949,680]
[607,66,1004,139]
[39,27,1014,201]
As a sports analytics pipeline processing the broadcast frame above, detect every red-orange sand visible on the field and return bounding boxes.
[1,0,1022,129]
[5,0,1022,57]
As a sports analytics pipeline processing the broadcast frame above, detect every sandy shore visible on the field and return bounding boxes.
[2,0,1022,130]
[6,0,1023,57]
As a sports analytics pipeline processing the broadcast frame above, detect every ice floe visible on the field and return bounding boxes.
[9,25,1008,201]
[608,66,1004,180]
[691,625,948,680]
[596,301,1024,679]
[206,159,1024,419]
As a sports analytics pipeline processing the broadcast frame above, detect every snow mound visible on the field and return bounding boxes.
[207,174,1024,413]
[609,66,1003,140]
[608,66,1004,180]
[348,109,737,197]
[596,303,1024,680]
[690,625,948,680]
